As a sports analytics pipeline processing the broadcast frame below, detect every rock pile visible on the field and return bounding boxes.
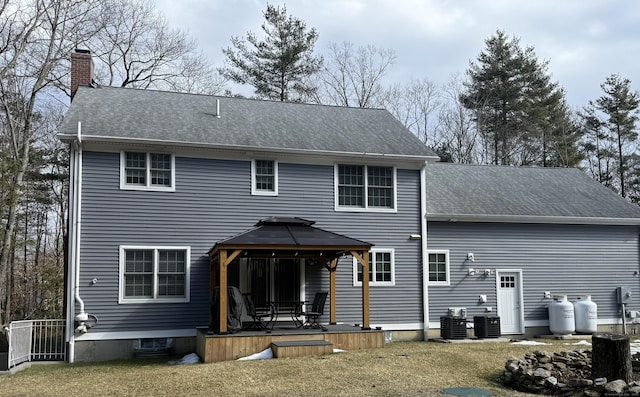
[499,349,640,396]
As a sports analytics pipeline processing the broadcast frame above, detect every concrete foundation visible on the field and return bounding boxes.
[74,336,196,362]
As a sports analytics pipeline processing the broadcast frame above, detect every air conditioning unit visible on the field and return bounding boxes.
[440,316,467,339]
[474,316,501,338]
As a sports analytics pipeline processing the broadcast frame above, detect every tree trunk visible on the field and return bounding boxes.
[592,332,632,383]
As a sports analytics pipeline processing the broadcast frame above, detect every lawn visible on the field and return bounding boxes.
[0,339,579,397]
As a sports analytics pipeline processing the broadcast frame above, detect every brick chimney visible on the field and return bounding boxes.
[70,49,94,101]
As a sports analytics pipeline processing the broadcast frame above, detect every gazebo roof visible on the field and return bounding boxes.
[209,217,373,260]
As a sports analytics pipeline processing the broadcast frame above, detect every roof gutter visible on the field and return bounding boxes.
[427,213,640,226]
[56,134,440,163]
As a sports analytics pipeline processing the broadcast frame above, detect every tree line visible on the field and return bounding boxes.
[0,0,638,324]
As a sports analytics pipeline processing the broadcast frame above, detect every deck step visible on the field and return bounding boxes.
[270,340,333,358]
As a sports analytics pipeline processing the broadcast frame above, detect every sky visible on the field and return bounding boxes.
[155,0,640,110]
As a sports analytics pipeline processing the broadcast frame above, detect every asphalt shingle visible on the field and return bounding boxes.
[58,86,438,159]
[426,163,640,223]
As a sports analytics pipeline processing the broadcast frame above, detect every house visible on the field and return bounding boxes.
[59,50,640,363]
[425,163,640,337]
[58,50,439,362]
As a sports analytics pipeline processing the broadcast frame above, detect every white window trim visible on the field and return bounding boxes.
[251,159,278,196]
[353,248,395,287]
[334,164,397,213]
[118,245,191,304]
[427,249,450,286]
[120,151,176,192]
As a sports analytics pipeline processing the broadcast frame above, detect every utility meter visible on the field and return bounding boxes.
[617,286,633,304]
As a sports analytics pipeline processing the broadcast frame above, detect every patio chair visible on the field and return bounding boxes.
[301,291,328,330]
[242,293,274,330]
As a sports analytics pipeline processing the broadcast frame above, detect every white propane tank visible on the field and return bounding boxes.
[549,294,575,335]
[574,295,597,333]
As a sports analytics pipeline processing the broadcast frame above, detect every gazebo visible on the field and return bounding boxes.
[208,217,374,334]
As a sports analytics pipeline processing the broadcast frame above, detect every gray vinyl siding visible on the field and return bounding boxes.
[427,221,640,326]
[79,151,423,333]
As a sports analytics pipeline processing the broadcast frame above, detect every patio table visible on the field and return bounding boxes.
[269,301,304,328]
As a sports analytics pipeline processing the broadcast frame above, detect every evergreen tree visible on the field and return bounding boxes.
[580,105,616,189]
[460,30,573,166]
[594,74,639,199]
[219,4,323,101]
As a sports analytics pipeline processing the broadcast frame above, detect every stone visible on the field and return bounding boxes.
[568,378,593,387]
[604,379,627,395]
[533,367,551,378]
[500,348,638,396]
[539,355,552,364]
[506,362,519,372]
[594,377,607,386]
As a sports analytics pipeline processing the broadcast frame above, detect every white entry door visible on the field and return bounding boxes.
[496,270,524,334]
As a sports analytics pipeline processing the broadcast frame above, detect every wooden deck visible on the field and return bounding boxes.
[196,324,385,362]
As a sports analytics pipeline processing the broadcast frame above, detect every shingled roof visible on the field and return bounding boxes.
[58,86,438,160]
[426,163,640,224]
[209,217,372,259]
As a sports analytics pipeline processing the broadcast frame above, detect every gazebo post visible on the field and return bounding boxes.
[351,250,371,330]
[361,250,370,330]
[329,259,337,324]
[218,250,228,334]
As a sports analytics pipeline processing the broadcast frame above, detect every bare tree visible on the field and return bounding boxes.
[436,74,479,164]
[88,0,225,94]
[0,0,98,324]
[318,42,396,108]
[383,78,440,145]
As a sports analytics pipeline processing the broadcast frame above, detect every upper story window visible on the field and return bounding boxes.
[428,250,450,286]
[251,159,278,196]
[353,248,395,286]
[120,151,175,192]
[335,165,396,212]
[119,246,190,303]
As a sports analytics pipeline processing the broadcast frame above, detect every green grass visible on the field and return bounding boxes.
[0,339,578,397]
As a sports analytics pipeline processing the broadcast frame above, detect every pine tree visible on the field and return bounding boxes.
[219,4,323,101]
[594,74,639,198]
[460,30,573,166]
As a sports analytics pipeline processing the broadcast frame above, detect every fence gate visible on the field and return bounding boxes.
[8,320,66,368]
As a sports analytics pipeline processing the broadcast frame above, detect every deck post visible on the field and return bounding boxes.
[329,259,337,324]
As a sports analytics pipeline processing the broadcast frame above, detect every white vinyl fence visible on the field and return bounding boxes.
[7,320,66,368]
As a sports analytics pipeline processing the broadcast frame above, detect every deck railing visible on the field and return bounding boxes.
[7,319,66,368]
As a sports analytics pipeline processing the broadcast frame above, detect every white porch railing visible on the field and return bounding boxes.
[8,319,66,368]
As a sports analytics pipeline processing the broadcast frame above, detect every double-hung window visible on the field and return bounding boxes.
[428,250,450,285]
[119,246,190,303]
[353,248,395,286]
[121,151,175,191]
[251,159,278,196]
[336,165,396,211]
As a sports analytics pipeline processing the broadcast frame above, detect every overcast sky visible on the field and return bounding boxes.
[156,0,639,110]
